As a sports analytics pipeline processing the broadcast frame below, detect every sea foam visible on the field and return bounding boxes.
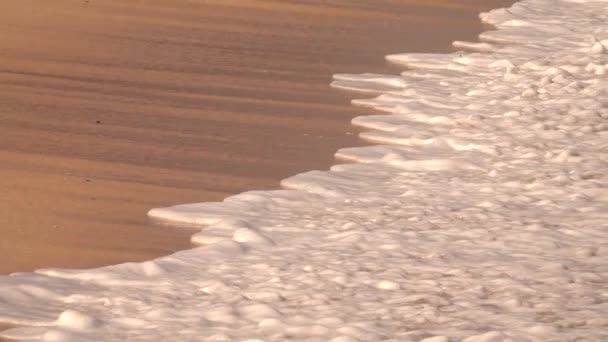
[1,0,607,341]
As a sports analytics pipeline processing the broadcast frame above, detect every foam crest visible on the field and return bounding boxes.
[2,1,607,340]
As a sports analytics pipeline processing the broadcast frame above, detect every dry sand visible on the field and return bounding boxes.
[0,0,515,274]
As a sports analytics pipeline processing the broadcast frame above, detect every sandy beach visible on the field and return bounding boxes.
[3,1,607,340]
[0,0,513,274]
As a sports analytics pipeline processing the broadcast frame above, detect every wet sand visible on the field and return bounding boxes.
[0,0,515,274]
[0,324,12,342]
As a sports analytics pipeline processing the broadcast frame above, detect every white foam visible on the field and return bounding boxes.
[2,0,608,341]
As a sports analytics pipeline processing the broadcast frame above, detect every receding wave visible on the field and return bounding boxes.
[2,0,607,340]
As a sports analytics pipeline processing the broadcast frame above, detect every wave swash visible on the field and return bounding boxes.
[2,0,607,341]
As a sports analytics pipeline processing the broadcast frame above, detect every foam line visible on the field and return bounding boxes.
[2,1,608,340]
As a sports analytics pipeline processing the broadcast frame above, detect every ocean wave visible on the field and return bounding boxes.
[2,0,607,340]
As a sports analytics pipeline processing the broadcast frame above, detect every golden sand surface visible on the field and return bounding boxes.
[0,0,515,274]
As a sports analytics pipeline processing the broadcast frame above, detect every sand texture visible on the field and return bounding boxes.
[0,0,513,273]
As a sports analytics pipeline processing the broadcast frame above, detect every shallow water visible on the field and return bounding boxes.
[6,0,606,341]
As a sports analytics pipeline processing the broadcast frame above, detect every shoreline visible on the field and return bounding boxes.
[1,0,514,274]
[3,0,607,339]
